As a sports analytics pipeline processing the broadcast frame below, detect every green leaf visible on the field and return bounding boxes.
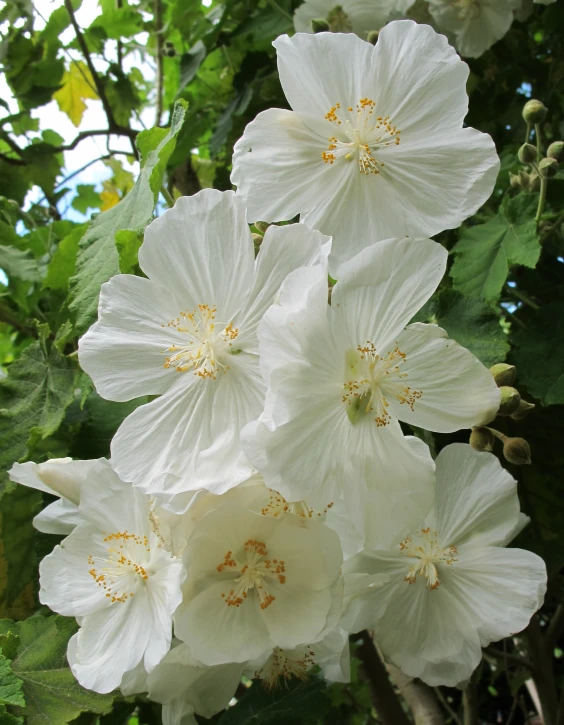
[451,195,540,303]
[69,100,187,336]
[413,289,510,368]
[9,616,115,725]
[0,703,23,725]
[0,246,40,283]
[512,302,564,405]
[0,330,77,497]
[43,225,87,293]
[0,652,25,707]
[71,185,102,215]
[217,677,331,725]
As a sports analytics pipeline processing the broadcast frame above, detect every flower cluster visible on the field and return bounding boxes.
[10,20,547,724]
[292,0,556,58]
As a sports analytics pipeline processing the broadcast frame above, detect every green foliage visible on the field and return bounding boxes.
[68,100,187,335]
[451,195,541,303]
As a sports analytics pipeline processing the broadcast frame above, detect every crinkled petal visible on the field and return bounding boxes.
[388,323,500,432]
[33,498,81,535]
[139,190,254,321]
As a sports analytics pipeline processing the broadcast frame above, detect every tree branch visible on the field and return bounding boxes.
[356,632,412,725]
[0,152,26,166]
[52,128,137,152]
[386,663,446,725]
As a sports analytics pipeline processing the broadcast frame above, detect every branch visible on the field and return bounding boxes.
[356,632,412,725]
[462,675,478,725]
[546,605,564,651]
[52,127,137,152]
[525,615,559,725]
[64,0,117,129]
[153,0,164,126]
[0,152,26,166]
[484,646,535,672]
[0,302,37,337]
[386,662,446,725]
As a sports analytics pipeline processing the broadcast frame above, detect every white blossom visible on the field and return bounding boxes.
[427,0,521,58]
[294,0,392,39]
[243,238,500,549]
[39,460,184,693]
[173,486,344,666]
[232,20,499,275]
[342,444,547,686]
[78,189,330,507]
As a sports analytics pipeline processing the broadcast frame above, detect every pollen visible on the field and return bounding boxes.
[261,489,334,520]
[322,99,401,175]
[88,530,151,604]
[161,303,239,379]
[256,646,316,689]
[400,529,458,590]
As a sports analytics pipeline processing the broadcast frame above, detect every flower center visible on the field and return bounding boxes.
[322,99,401,175]
[161,303,239,379]
[451,0,480,20]
[255,646,316,689]
[400,528,457,590]
[216,539,286,610]
[88,531,150,604]
[342,342,422,426]
[261,490,334,519]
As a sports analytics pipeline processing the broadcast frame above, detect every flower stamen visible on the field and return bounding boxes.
[217,540,286,610]
[88,530,151,604]
[400,528,457,590]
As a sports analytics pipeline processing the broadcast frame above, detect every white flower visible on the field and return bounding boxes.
[78,189,330,507]
[173,487,344,666]
[9,457,103,534]
[243,237,500,550]
[231,20,499,276]
[342,444,547,687]
[427,0,521,58]
[39,460,184,693]
[294,0,392,39]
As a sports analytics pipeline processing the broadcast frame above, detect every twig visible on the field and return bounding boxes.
[505,285,541,310]
[154,0,164,127]
[160,185,175,208]
[0,152,26,166]
[356,632,412,725]
[525,615,559,725]
[52,128,137,152]
[462,672,479,725]
[386,662,446,725]
[434,688,463,725]
[484,646,535,671]
[0,302,37,337]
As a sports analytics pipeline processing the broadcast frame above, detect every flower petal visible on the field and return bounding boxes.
[388,323,500,432]
[429,444,524,549]
[139,189,255,320]
[331,238,447,349]
[78,274,187,401]
[33,499,81,535]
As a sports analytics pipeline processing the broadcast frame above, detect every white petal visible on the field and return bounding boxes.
[9,457,98,504]
[139,190,254,320]
[273,32,375,122]
[388,323,500,432]
[120,661,149,696]
[111,359,260,500]
[331,237,447,350]
[235,223,331,348]
[446,546,546,647]
[261,586,333,650]
[33,498,81,535]
[69,593,152,693]
[313,627,351,683]
[78,275,187,401]
[162,702,197,725]
[232,108,350,225]
[430,444,524,548]
[143,556,185,671]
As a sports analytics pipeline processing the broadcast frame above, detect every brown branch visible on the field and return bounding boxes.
[52,127,137,152]
[526,615,559,725]
[356,632,412,725]
[386,663,446,725]
[153,0,164,126]
[0,152,26,166]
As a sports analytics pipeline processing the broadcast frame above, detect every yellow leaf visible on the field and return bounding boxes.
[53,61,99,127]
[100,185,121,211]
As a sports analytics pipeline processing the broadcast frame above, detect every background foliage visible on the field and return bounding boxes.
[0,0,563,723]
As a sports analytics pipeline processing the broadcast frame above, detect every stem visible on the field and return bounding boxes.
[387,662,446,725]
[525,615,558,725]
[433,688,463,725]
[462,674,479,725]
[154,0,164,127]
[264,0,293,21]
[0,302,37,336]
[546,605,564,651]
[484,646,534,672]
[535,174,548,225]
[505,285,541,311]
[356,632,412,725]
[160,186,175,208]
[525,123,531,144]
[535,123,542,163]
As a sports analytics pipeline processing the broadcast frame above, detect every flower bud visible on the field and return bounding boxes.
[498,386,521,416]
[509,172,523,190]
[518,143,537,164]
[469,427,495,452]
[503,437,531,465]
[547,141,564,162]
[367,30,380,45]
[252,233,263,255]
[254,221,270,234]
[326,5,352,32]
[311,18,330,32]
[522,100,547,125]
[510,399,536,421]
[528,172,541,192]
[489,363,516,387]
[539,157,559,178]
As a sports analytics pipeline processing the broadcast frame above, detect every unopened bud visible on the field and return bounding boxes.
[6,199,19,208]
[367,30,379,45]
[509,172,523,190]
[469,427,495,452]
[539,157,559,178]
[490,363,516,387]
[529,172,541,192]
[523,99,547,125]
[498,386,521,416]
[252,233,263,254]
[503,437,531,465]
[510,399,536,421]
[166,48,176,57]
[311,17,330,32]
[254,221,270,234]
[547,141,564,162]
[518,143,537,164]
